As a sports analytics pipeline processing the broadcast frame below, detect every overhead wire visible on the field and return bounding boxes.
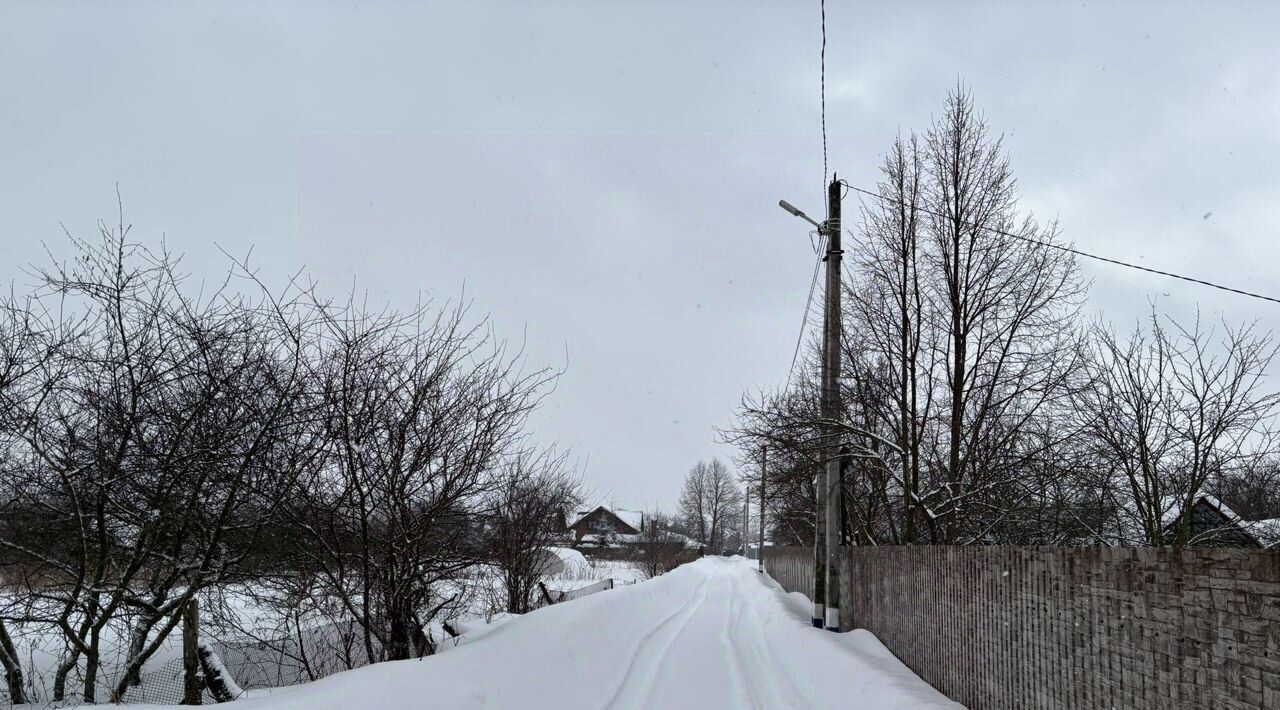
[786,231,827,390]
[842,182,1280,306]
[784,0,833,392]
[820,0,827,191]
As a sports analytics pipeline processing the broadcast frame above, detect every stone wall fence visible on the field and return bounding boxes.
[764,545,1280,710]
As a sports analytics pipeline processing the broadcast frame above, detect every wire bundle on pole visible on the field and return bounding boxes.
[786,232,827,390]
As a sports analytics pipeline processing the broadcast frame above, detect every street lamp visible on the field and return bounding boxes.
[778,199,825,232]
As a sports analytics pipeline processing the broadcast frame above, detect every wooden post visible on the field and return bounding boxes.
[182,598,201,705]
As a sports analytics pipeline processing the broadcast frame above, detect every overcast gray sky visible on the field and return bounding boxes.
[3,1,1279,510]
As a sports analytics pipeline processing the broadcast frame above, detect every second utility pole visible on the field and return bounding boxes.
[821,175,843,631]
[759,445,767,574]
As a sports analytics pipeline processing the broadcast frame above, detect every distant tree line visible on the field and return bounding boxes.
[677,458,744,554]
[0,223,579,703]
[726,86,1280,550]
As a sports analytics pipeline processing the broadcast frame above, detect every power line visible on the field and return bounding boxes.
[793,0,827,389]
[844,183,1280,306]
[786,232,826,390]
[820,0,827,192]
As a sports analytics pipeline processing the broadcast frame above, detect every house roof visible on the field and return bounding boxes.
[1162,494,1265,547]
[1097,493,1264,547]
[613,509,644,531]
[1159,493,1244,528]
[1244,518,1280,548]
[568,505,644,532]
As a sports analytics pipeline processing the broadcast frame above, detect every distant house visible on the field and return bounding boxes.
[1141,493,1280,550]
[1160,494,1269,548]
[1091,493,1274,548]
[1244,518,1280,549]
[566,506,644,544]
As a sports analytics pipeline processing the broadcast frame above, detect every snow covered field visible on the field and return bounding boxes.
[127,557,958,709]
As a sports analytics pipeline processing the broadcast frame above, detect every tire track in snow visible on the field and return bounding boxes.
[600,574,711,710]
[633,574,720,709]
[721,574,766,709]
[728,567,814,708]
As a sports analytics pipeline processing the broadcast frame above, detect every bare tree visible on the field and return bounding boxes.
[1211,458,1280,521]
[630,511,694,579]
[723,382,823,547]
[813,86,1091,545]
[913,86,1088,543]
[847,133,932,544]
[285,296,557,662]
[0,288,60,704]
[0,219,313,702]
[678,459,743,553]
[482,448,582,614]
[1075,311,1280,546]
[729,86,1093,548]
[0,206,575,703]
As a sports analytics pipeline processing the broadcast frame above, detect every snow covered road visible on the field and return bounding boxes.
[151,558,960,709]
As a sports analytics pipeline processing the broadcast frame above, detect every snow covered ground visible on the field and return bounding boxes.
[3,556,641,706]
[126,557,959,709]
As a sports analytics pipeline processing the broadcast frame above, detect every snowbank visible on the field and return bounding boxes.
[122,557,958,709]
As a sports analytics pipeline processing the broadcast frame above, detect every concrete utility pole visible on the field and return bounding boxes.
[778,176,844,630]
[743,485,751,558]
[820,176,843,631]
[759,445,767,574]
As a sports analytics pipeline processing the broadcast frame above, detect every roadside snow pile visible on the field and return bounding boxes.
[435,613,521,653]
[125,557,958,709]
